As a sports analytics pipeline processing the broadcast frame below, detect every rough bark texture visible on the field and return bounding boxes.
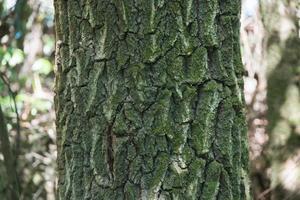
[54,0,250,199]
[261,0,300,199]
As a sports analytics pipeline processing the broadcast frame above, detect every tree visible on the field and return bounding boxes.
[0,105,19,200]
[261,0,300,199]
[54,0,250,199]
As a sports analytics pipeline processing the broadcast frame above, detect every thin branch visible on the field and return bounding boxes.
[0,72,21,165]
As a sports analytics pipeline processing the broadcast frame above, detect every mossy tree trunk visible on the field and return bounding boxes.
[54,0,250,199]
[261,0,300,199]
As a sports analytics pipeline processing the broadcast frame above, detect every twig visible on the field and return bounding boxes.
[0,72,21,165]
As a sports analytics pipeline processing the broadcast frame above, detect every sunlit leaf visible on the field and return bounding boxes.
[32,58,53,75]
[9,48,24,66]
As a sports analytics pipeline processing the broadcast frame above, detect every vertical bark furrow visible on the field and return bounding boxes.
[54,0,249,199]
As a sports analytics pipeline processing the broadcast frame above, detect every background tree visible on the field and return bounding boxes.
[240,1,269,198]
[53,0,251,199]
[261,0,300,199]
[0,105,19,200]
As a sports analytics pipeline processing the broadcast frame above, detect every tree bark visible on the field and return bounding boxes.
[54,0,250,199]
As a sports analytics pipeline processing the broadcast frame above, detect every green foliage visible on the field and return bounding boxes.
[32,58,53,75]
[0,0,56,199]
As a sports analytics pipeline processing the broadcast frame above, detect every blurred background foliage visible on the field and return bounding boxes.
[0,0,55,199]
[0,0,299,199]
[242,0,300,199]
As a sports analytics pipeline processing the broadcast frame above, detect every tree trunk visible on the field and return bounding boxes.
[0,105,19,200]
[261,0,300,199]
[54,0,250,199]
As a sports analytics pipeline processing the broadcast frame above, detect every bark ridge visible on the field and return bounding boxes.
[54,0,250,199]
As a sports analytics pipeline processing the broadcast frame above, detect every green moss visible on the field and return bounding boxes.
[184,47,208,84]
[198,0,219,46]
[116,41,129,67]
[191,81,222,154]
[219,0,240,15]
[185,158,206,198]
[143,153,169,197]
[230,116,242,200]
[113,112,128,136]
[166,51,184,82]
[201,161,222,200]
[217,169,233,200]
[215,98,234,167]
[55,0,248,198]
[124,182,139,199]
[128,156,143,184]
[182,145,195,164]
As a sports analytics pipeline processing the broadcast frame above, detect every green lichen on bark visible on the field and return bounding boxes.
[54,0,249,199]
